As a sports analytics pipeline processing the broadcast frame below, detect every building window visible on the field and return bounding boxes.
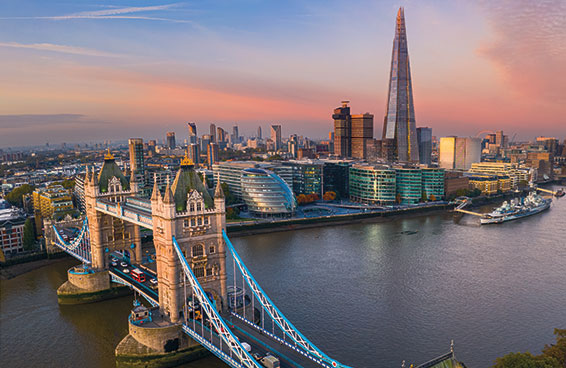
[206,267,213,276]
[192,244,204,257]
[190,203,195,212]
[184,219,189,227]
[197,203,202,211]
[193,267,205,278]
[204,217,209,225]
[209,245,215,254]
[198,217,203,226]
[190,218,196,226]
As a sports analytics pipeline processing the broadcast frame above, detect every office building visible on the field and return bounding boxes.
[395,167,422,204]
[207,142,219,169]
[322,161,350,199]
[439,137,481,170]
[187,123,197,144]
[381,7,419,162]
[241,168,297,218]
[351,113,374,159]
[166,132,176,149]
[257,126,262,140]
[416,127,432,165]
[200,135,211,153]
[231,125,239,144]
[333,101,352,158]
[128,138,145,175]
[188,144,200,167]
[0,199,27,255]
[469,162,528,189]
[282,161,323,196]
[210,123,216,143]
[217,127,226,143]
[421,168,444,200]
[74,174,86,212]
[271,125,282,151]
[349,164,396,204]
[444,171,470,198]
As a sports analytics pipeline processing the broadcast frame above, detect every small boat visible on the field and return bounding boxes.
[555,189,565,198]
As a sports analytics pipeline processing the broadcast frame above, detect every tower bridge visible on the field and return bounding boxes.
[51,150,350,368]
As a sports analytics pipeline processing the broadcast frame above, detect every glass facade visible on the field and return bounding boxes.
[349,165,396,204]
[421,168,445,200]
[395,168,422,204]
[323,162,350,199]
[241,168,297,217]
[382,7,419,162]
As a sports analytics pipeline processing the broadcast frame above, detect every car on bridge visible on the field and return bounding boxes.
[260,354,280,368]
[149,278,158,287]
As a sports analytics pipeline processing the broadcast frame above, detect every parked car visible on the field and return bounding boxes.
[252,352,262,361]
[122,268,130,274]
[120,261,128,267]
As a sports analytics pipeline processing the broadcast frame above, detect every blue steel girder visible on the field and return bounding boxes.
[222,230,350,368]
[172,236,261,368]
[52,219,91,264]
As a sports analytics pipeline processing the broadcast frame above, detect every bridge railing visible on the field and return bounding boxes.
[172,236,261,368]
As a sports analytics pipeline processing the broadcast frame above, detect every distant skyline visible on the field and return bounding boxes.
[1,0,565,148]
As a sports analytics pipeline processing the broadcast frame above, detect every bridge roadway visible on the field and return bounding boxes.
[111,257,324,368]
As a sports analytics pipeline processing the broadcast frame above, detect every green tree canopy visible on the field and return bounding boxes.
[23,218,36,251]
[494,329,565,368]
[6,184,35,207]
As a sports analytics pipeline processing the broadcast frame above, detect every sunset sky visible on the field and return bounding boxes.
[1,0,565,148]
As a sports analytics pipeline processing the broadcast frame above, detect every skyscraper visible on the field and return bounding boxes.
[416,127,432,165]
[333,101,351,157]
[351,113,374,159]
[128,138,145,175]
[257,126,262,140]
[439,137,481,170]
[207,142,219,168]
[231,125,239,144]
[188,144,200,167]
[382,7,419,162]
[210,123,216,143]
[271,125,282,151]
[187,123,197,144]
[166,132,176,149]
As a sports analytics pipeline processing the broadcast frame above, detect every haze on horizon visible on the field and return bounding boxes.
[1,0,565,148]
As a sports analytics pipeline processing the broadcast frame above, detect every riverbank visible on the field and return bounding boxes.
[226,189,547,237]
[0,253,70,280]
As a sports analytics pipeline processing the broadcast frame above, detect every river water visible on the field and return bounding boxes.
[2,187,565,368]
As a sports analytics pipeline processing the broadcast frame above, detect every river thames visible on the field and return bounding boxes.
[2,187,565,367]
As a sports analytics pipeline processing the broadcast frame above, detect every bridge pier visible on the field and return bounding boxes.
[115,307,208,368]
[57,266,130,304]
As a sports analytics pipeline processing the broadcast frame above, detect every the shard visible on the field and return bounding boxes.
[382,7,419,162]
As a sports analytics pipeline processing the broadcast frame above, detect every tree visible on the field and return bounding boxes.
[542,329,566,366]
[6,184,35,207]
[22,218,36,251]
[221,182,238,206]
[494,329,565,368]
[493,352,559,368]
[429,194,437,201]
[323,191,336,201]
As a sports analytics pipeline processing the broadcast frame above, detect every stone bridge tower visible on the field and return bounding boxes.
[151,155,227,323]
[84,149,142,270]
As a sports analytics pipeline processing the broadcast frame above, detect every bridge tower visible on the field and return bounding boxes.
[57,149,140,304]
[151,155,227,323]
[84,149,142,269]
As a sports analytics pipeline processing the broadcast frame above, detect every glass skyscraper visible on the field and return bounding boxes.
[382,7,419,163]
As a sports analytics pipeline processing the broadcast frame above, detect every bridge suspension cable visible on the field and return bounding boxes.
[223,230,350,368]
[172,236,261,368]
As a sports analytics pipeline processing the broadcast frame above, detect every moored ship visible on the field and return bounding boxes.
[481,192,552,225]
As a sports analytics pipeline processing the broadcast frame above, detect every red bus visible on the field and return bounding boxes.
[131,269,146,283]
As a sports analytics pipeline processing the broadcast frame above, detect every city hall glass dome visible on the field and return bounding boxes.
[241,168,297,217]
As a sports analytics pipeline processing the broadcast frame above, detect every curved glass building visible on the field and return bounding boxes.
[241,168,297,217]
